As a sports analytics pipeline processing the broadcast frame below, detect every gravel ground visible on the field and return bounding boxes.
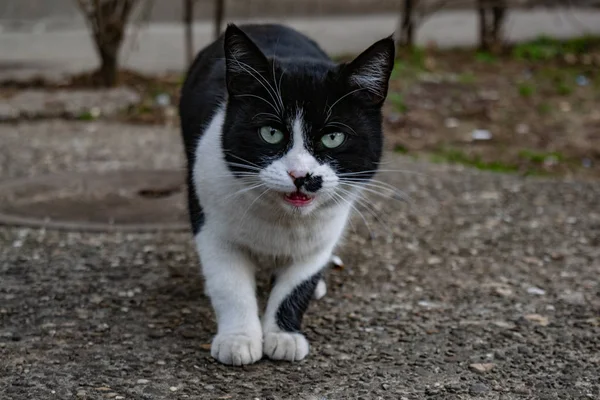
[1,121,599,399]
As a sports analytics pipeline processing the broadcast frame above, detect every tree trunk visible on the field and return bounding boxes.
[214,0,225,39]
[98,50,119,87]
[478,0,489,51]
[491,0,507,51]
[184,0,194,67]
[398,0,416,48]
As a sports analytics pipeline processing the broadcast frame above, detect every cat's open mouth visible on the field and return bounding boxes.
[284,191,314,207]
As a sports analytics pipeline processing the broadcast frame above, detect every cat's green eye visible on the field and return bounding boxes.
[321,132,346,149]
[259,126,284,144]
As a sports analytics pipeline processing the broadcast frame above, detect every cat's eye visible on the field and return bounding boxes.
[259,126,284,144]
[321,132,346,149]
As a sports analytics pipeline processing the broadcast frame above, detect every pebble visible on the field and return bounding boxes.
[444,117,459,128]
[76,390,86,397]
[524,314,549,326]
[137,379,150,384]
[469,363,496,373]
[516,123,529,135]
[470,383,489,394]
[559,291,586,305]
[472,129,492,141]
[526,286,546,296]
[169,386,178,392]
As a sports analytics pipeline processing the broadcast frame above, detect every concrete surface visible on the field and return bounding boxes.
[0,120,599,399]
[1,9,600,80]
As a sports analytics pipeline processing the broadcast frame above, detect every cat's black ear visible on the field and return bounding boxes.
[224,24,270,95]
[341,36,395,106]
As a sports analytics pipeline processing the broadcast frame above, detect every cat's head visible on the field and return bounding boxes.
[222,24,394,215]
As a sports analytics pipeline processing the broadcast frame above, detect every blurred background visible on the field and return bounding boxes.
[2,0,598,180]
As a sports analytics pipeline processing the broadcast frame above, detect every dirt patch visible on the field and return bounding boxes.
[385,39,600,179]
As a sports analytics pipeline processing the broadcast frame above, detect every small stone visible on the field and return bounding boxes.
[469,363,496,373]
[524,314,549,326]
[494,287,513,297]
[526,286,546,296]
[169,386,178,392]
[472,129,492,141]
[492,320,516,329]
[559,101,571,112]
[444,117,459,129]
[427,256,442,265]
[470,383,489,394]
[564,53,577,64]
[576,75,590,86]
[514,384,530,394]
[155,93,171,107]
[180,329,200,339]
[96,323,110,332]
[515,123,529,135]
[200,343,212,350]
[115,397,125,400]
[137,379,149,384]
[90,295,103,304]
[382,383,390,390]
[76,390,86,397]
[156,360,166,365]
[559,291,586,305]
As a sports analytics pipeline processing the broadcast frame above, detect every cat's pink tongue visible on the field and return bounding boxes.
[284,191,313,207]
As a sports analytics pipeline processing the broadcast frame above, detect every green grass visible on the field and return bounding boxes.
[537,102,552,115]
[388,92,408,113]
[394,144,409,154]
[430,148,518,173]
[518,149,564,163]
[77,110,98,121]
[475,51,498,64]
[512,35,600,61]
[458,72,477,84]
[518,83,535,98]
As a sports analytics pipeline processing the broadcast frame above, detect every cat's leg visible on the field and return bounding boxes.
[196,232,262,365]
[262,251,332,362]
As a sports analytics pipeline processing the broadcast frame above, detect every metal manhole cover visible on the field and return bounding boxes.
[0,170,190,232]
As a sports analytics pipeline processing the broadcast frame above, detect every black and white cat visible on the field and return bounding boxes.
[179,24,394,365]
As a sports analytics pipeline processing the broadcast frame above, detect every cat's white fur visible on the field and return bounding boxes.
[193,105,356,365]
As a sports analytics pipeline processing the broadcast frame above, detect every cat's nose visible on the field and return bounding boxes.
[289,171,309,189]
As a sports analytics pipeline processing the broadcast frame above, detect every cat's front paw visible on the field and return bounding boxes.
[211,333,262,366]
[263,331,309,361]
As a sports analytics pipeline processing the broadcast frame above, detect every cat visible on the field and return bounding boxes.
[179,23,394,365]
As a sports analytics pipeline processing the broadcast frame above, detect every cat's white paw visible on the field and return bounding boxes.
[263,331,309,361]
[211,333,262,366]
[313,278,327,300]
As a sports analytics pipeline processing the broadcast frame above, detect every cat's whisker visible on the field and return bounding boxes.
[337,169,426,177]
[325,121,357,136]
[231,57,283,114]
[239,188,271,228]
[331,191,372,238]
[340,181,413,204]
[235,94,280,114]
[222,152,264,169]
[221,183,266,202]
[336,187,394,236]
[326,87,369,118]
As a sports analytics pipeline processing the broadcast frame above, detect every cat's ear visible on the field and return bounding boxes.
[224,24,270,95]
[341,36,395,106]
